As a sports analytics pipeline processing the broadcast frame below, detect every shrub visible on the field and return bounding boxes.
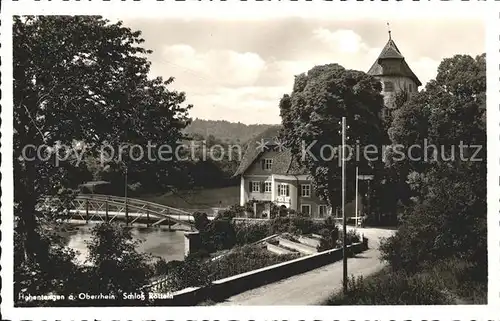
[269,216,324,235]
[317,227,339,252]
[207,245,299,280]
[380,163,486,272]
[345,230,360,245]
[234,222,272,245]
[325,269,450,305]
[84,223,153,296]
[200,219,237,252]
[163,256,213,292]
[324,258,486,305]
[193,212,210,231]
[216,204,245,219]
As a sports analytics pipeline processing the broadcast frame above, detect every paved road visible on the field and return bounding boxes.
[216,227,395,306]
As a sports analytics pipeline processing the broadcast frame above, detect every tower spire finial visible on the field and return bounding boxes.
[387,22,391,40]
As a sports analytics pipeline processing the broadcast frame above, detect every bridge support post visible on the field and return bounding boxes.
[105,200,109,223]
[85,199,89,223]
[184,231,201,257]
[146,207,150,227]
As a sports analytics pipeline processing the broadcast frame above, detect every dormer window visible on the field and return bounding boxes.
[262,158,273,171]
[384,81,394,92]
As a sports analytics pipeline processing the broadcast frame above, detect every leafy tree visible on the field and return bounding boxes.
[279,64,385,209]
[380,162,486,272]
[193,211,210,231]
[14,227,84,306]
[389,54,485,161]
[14,15,191,274]
[84,223,153,296]
[382,54,486,271]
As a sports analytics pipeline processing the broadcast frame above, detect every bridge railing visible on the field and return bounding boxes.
[78,196,196,227]
[40,194,196,229]
[77,194,192,216]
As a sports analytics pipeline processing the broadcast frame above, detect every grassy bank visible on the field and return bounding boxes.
[140,186,240,209]
[323,258,487,305]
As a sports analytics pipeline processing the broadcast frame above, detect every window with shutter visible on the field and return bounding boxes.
[251,181,260,192]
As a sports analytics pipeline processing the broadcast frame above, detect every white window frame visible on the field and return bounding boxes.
[301,184,311,197]
[264,181,272,193]
[251,181,260,193]
[278,183,289,197]
[262,158,273,170]
[318,205,328,218]
[300,204,311,216]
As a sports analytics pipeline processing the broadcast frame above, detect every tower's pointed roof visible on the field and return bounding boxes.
[367,35,422,86]
[377,38,404,59]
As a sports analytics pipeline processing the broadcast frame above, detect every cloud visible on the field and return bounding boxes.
[136,19,483,125]
[411,57,440,86]
[149,45,306,123]
[187,86,287,124]
[159,44,266,87]
[313,28,369,54]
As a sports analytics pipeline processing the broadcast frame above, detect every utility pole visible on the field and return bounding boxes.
[341,116,348,293]
[355,166,359,228]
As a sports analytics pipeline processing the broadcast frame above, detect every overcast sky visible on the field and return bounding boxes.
[121,17,484,124]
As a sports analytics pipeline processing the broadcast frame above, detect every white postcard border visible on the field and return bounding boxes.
[1,0,498,319]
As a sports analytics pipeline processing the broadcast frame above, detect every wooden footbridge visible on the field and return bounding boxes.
[40,194,198,230]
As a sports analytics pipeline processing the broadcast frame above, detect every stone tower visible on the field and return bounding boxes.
[367,31,421,117]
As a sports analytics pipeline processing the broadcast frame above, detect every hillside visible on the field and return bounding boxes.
[184,119,275,143]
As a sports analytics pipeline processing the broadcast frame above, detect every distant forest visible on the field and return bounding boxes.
[184,119,275,144]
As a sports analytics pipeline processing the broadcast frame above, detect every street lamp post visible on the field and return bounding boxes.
[341,116,348,294]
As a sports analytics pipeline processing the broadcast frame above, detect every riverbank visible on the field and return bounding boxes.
[57,221,187,263]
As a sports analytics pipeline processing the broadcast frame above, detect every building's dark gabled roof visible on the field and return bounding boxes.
[233,125,308,177]
[367,37,422,87]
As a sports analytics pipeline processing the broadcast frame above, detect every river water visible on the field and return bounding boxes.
[63,222,186,263]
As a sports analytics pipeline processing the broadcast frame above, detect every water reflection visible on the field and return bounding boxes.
[64,222,186,264]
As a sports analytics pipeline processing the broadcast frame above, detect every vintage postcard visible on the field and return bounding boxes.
[1,0,499,320]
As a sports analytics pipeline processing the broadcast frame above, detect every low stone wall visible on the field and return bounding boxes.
[167,241,367,305]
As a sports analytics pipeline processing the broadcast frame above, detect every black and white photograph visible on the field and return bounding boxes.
[1,1,498,319]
